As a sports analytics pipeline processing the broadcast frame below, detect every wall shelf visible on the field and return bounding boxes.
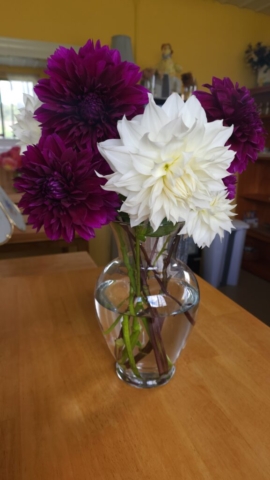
[257,153,270,162]
[247,226,270,243]
[250,86,270,95]
[241,193,270,203]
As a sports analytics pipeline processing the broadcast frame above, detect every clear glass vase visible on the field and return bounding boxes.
[94,221,200,388]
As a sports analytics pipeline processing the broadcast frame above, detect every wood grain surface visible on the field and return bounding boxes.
[0,252,96,277]
[1,253,270,480]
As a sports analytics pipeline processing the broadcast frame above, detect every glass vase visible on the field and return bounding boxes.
[94,221,200,388]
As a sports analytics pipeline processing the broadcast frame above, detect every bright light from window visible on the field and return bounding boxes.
[0,80,35,139]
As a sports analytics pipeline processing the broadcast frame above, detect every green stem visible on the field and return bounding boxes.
[152,236,170,266]
[114,223,136,293]
[122,315,140,377]
[148,317,169,375]
[166,355,173,368]
[115,225,142,377]
[103,313,123,335]
[141,317,150,337]
[135,228,141,297]
[119,329,141,365]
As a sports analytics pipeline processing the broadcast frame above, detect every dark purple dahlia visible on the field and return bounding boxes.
[194,77,265,174]
[14,134,119,242]
[34,40,148,151]
[223,174,237,200]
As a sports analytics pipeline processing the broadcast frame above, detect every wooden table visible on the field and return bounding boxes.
[0,251,96,278]
[1,253,270,480]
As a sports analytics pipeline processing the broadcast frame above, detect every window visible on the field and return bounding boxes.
[0,78,35,139]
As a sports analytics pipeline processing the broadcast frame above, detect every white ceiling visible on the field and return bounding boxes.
[218,0,270,16]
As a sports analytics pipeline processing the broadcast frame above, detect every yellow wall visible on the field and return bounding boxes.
[137,0,270,87]
[2,0,270,88]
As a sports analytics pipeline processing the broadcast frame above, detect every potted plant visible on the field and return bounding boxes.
[245,42,270,86]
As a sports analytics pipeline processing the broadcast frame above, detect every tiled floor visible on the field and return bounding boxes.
[219,270,270,327]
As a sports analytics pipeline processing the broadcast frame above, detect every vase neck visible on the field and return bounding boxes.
[110,221,189,264]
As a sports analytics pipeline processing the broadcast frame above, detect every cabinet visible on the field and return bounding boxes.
[236,86,270,282]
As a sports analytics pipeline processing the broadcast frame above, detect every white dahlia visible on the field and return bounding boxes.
[13,93,42,152]
[180,191,236,247]
[98,93,236,247]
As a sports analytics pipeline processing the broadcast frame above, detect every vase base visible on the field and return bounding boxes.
[116,363,176,389]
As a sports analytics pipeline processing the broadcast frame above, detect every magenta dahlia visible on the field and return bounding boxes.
[223,174,237,200]
[194,77,265,174]
[14,134,119,242]
[34,40,148,151]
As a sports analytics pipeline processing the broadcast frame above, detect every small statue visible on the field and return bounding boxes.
[156,44,182,78]
[140,44,182,98]
[156,44,182,96]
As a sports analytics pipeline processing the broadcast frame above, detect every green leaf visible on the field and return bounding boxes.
[146,221,179,238]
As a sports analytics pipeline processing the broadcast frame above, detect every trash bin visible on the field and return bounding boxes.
[222,220,249,286]
[201,220,249,288]
[201,233,229,288]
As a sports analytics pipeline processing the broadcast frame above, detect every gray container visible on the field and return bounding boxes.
[201,220,249,288]
[224,220,249,286]
[201,233,229,288]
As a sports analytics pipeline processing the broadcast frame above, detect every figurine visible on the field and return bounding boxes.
[156,44,182,78]
[140,44,183,98]
[156,44,182,96]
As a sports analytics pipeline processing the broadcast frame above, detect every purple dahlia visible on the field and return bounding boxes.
[34,40,148,151]
[14,134,119,242]
[194,77,265,174]
[223,174,237,200]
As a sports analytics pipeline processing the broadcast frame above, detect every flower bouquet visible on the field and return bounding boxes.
[245,43,270,86]
[245,43,270,72]
[14,40,264,388]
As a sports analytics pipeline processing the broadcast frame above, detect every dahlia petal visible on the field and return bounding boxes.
[203,121,234,150]
[13,93,42,152]
[75,225,95,240]
[97,143,133,174]
[118,116,146,148]
[131,154,154,175]
[181,95,207,128]
[162,93,184,119]
[157,117,186,143]
[44,223,62,241]
[141,94,169,133]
